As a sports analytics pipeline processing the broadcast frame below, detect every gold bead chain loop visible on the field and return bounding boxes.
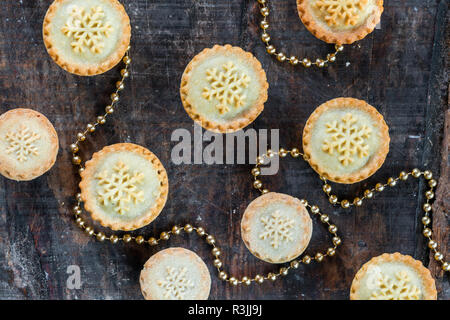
[252,147,449,273]
[256,0,344,68]
[69,49,341,287]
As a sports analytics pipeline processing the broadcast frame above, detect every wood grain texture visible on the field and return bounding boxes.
[0,0,448,300]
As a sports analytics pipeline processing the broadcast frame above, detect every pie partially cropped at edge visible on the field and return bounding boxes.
[302,97,389,184]
[296,0,384,44]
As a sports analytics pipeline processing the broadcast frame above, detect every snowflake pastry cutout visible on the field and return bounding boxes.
[95,161,145,215]
[314,0,369,26]
[202,61,251,114]
[370,271,421,300]
[5,125,41,162]
[62,6,113,54]
[322,113,372,166]
[157,267,194,300]
[259,210,295,249]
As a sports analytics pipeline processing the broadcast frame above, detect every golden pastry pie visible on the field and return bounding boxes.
[303,97,389,184]
[43,0,131,75]
[296,0,384,44]
[140,247,211,300]
[180,44,269,133]
[0,108,59,181]
[241,192,313,264]
[79,143,168,231]
[350,253,437,300]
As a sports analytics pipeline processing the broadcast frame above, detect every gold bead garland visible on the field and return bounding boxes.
[251,148,449,273]
[256,0,344,68]
[69,48,342,287]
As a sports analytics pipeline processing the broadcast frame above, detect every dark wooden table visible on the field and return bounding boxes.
[0,0,448,300]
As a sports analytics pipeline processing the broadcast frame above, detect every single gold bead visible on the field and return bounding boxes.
[302,58,311,67]
[423,203,432,212]
[428,240,437,249]
[266,45,275,55]
[353,197,363,206]
[327,248,336,256]
[70,143,79,153]
[375,183,385,192]
[242,276,251,285]
[75,217,83,224]
[262,189,269,194]
[341,199,350,208]
[96,232,106,241]
[72,156,81,165]
[425,190,434,199]
[258,0,266,4]
[335,44,344,52]
[135,235,144,244]
[422,216,431,225]
[123,56,131,65]
[302,255,311,264]
[85,226,94,236]
[123,234,132,243]
[172,226,181,234]
[315,253,324,262]
[212,247,221,257]
[76,192,82,202]
[78,167,85,175]
[97,115,106,124]
[328,225,338,233]
[160,232,170,240]
[229,277,238,286]
[116,81,124,91]
[260,20,269,30]
[251,167,261,176]
[77,132,86,141]
[253,180,263,189]
[279,267,288,276]
[320,214,329,223]
[333,236,342,246]
[120,69,129,78]
[428,179,437,188]
[290,56,299,65]
[387,177,397,187]
[423,170,433,180]
[255,274,264,284]
[329,195,338,204]
[412,168,421,178]
[77,219,85,227]
[219,271,228,281]
[148,237,158,246]
[184,224,193,233]
[442,262,450,272]
[423,228,432,237]
[327,53,336,62]
[290,260,300,269]
[316,59,325,67]
[266,149,275,158]
[399,171,409,180]
[256,156,265,165]
[276,52,286,62]
[260,7,269,16]
[279,148,287,157]
[86,123,95,132]
[310,205,320,214]
[109,235,119,244]
[300,199,308,206]
[73,205,81,212]
[111,93,119,102]
[196,227,206,236]
[105,105,114,114]
[261,32,270,42]
[206,235,216,245]
[268,273,277,281]
[213,259,222,268]
[323,184,331,193]
[434,252,444,261]
[364,190,373,199]
[291,148,300,157]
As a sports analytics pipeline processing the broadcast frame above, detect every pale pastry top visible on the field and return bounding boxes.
[350,253,437,300]
[80,143,168,231]
[0,108,59,181]
[310,0,377,31]
[43,0,130,75]
[181,45,268,133]
[140,248,211,300]
[241,192,313,264]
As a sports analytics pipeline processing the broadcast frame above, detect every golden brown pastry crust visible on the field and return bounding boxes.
[180,44,268,133]
[79,143,168,231]
[140,247,211,300]
[302,97,389,184]
[296,0,384,44]
[350,252,437,300]
[241,192,313,264]
[42,0,131,76]
[0,108,59,181]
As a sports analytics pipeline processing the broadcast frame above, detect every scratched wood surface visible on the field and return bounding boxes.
[0,0,448,300]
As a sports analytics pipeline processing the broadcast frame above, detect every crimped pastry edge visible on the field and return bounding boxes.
[139,247,211,300]
[42,0,131,76]
[296,0,384,44]
[241,192,313,264]
[0,108,59,181]
[180,44,269,133]
[302,97,390,184]
[79,143,169,231]
[350,252,438,300]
